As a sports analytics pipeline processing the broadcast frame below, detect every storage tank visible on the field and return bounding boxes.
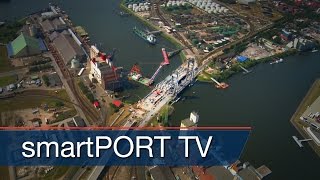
[71,57,80,69]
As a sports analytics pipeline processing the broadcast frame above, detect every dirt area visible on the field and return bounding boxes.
[0,106,76,127]
[240,43,273,60]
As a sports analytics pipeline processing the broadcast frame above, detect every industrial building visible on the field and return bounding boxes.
[89,46,123,92]
[286,37,316,51]
[180,111,199,128]
[52,30,86,65]
[6,33,47,58]
[40,18,67,33]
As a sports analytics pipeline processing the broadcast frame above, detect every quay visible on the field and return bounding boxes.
[87,58,199,179]
[290,79,320,156]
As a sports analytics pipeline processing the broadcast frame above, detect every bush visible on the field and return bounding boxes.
[42,75,49,86]
[78,81,95,103]
[55,101,64,107]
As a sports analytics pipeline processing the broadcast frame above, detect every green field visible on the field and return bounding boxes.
[0,75,17,87]
[0,90,74,113]
[0,45,13,73]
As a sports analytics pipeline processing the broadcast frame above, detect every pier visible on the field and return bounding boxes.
[210,77,229,89]
[239,65,251,74]
[88,59,198,179]
[292,136,313,148]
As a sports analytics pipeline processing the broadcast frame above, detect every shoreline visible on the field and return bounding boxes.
[119,1,187,62]
[197,48,298,82]
[290,79,320,157]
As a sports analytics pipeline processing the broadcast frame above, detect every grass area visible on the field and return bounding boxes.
[198,49,297,82]
[0,45,14,73]
[0,74,18,87]
[41,166,69,180]
[148,104,174,127]
[0,167,10,180]
[0,20,24,44]
[0,90,74,113]
[197,71,212,82]
[54,109,77,122]
[290,79,320,157]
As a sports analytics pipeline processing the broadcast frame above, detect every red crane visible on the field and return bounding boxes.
[148,48,171,85]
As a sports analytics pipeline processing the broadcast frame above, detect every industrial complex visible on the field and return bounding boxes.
[0,0,320,179]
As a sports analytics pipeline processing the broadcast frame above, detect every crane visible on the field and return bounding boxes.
[147,48,170,85]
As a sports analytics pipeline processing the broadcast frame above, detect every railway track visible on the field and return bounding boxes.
[108,166,120,180]
[130,166,138,180]
[47,42,101,125]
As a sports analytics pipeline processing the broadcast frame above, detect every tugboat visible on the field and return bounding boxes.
[133,26,156,45]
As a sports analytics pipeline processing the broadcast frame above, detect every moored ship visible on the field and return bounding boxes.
[133,26,156,44]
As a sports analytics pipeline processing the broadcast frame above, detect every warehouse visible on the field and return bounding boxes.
[52,30,86,65]
[40,18,67,33]
[6,33,47,58]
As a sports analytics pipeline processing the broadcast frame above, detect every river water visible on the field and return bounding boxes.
[1,0,320,179]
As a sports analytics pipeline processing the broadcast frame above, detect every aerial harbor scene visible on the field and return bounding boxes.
[0,0,320,179]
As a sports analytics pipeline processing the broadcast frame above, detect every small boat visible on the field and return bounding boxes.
[270,58,283,65]
[312,49,318,53]
[119,11,129,17]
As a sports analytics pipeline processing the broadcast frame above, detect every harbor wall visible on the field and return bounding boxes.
[290,79,320,157]
[119,0,186,62]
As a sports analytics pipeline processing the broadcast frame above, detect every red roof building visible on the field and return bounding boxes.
[112,100,122,108]
[93,101,100,108]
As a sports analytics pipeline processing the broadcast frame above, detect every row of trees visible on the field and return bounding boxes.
[78,81,95,103]
[0,20,24,43]
[29,64,53,72]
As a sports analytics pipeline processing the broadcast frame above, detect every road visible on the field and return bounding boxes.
[82,1,278,179]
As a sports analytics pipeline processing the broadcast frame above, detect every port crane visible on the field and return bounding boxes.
[148,48,170,85]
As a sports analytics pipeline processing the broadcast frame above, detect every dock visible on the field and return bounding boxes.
[239,65,251,74]
[292,135,313,148]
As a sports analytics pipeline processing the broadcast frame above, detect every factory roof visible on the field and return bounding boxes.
[41,19,55,32]
[112,100,122,108]
[40,18,66,32]
[236,56,248,62]
[238,166,260,180]
[7,33,43,57]
[206,166,234,180]
[53,31,85,64]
